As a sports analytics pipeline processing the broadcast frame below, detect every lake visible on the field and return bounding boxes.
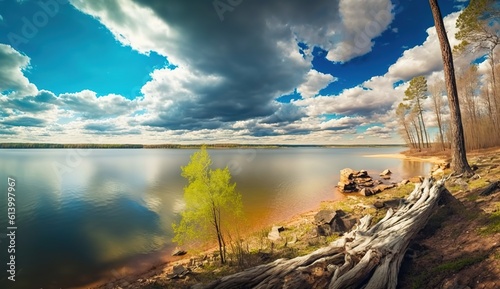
[0,147,431,289]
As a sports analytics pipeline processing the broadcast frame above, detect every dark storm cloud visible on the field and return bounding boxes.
[72,0,341,130]
[134,0,339,124]
[1,116,46,127]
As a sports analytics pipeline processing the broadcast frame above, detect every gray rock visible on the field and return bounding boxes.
[359,187,373,196]
[379,169,392,176]
[314,210,337,225]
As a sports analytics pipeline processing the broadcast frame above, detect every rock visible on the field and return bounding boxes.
[372,184,395,194]
[399,179,410,186]
[339,168,355,183]
[314,210,354,236]
[268,226,284,241]
[356,170,368,177]
[373,201,385,209]
[379,169,392,176]
[172,247,187,256]
[471,164,478,171]
[313,210,337,225]
[409,176,423,183]
[341,217,357,232]
[172,264,189,278]
[381,175,391,180]
[337,181,357,193]
[359,187,373,196]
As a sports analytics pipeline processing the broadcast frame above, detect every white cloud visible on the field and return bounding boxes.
[387,12,461,81]
[326,0,394,62]
[297,70,336,99]
[0,44,38,97]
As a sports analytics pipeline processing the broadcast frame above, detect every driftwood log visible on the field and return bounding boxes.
[201,178,446,289]
[479,180,499,196]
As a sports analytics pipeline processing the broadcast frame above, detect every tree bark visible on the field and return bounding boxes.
[429,0,473,176]
[201,178,446,289]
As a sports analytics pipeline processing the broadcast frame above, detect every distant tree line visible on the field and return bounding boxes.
[397,0,500,152]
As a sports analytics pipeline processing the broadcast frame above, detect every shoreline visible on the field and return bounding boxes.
[363,153,445,164]
[93,151,440,288]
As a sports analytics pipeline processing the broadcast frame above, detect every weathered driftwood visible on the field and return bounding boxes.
[201,178,446,289]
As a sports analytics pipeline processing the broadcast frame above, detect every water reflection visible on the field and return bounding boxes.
[0,147,430,289]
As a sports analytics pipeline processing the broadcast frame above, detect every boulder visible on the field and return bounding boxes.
[268,226,284,241]
[374,201,385,209]
[381,175,391,180]
[409,176,423,183]
[339,168,355,183]
[379,169,392,176]
[313,210,355,236]
[173,265,187,276]
[172,247,187,256]
[359,187,373,197]
[355,170,368,178]
[399,179,410,186]
[313,210,337,225]
[372,184,395,194]
[337,181,357,193]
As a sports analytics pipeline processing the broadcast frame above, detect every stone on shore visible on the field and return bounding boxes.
[379,169,392,176]
[268,225,285,241]
[313,209,357,236]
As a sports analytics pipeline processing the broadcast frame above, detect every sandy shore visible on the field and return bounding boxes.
[363,153,444,164]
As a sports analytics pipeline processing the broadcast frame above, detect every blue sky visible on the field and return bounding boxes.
[0,0,474,144]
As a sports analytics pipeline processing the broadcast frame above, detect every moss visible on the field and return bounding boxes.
[479,204,500,235]
[467,178,491,190]
[410,254,487,289]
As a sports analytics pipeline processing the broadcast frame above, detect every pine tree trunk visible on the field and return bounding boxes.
[429,0,473,176]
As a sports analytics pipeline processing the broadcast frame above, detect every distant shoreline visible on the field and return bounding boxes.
[0,143,406,149]
[363,153,444,164]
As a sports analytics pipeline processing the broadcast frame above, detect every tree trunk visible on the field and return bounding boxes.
[201,178,446,289]
[429,0,473,176]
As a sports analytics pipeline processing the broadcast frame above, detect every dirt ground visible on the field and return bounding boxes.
[397,148,500,289]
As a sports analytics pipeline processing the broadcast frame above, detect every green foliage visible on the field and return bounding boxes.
[172,147,243,263]
[455,0,499,52]
[404,76,428,110]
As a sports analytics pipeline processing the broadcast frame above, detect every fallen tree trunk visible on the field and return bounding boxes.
[201,178,446,289]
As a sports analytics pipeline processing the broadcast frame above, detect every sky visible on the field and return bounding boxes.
[0,0,476,144]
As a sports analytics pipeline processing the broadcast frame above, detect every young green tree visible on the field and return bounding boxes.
[173,146,243,264]
[404,76,430,148]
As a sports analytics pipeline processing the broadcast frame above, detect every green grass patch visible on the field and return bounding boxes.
[410,254,487,289]
[468,178,491,190]
[479,204,500,235]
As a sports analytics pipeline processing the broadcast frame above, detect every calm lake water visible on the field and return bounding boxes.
[0,147,431,289]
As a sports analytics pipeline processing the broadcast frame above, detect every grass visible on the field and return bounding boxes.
[410,254,488,289]
[479,203,500,235]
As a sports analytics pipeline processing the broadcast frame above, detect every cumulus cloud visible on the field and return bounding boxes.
[68,0,395,133]
[387,12,461,81]
[326,0,394,62]
[0,44,37,96]
[297,70,336,99]
[59,90,137,119]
